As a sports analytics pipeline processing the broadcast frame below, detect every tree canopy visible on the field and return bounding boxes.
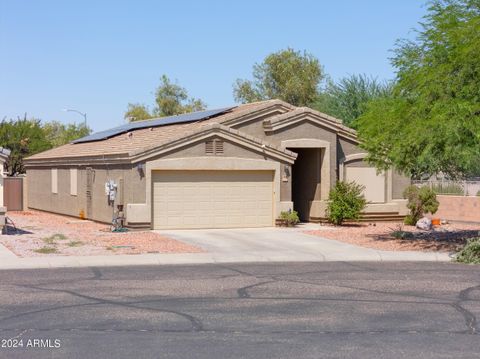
[0,116,92,175]
[0,117,51,175]
[357,0,480,179]
[313,74,393,128]
[233,48,324,106]
[124,103,153,122]
[43,121,91,147]
[125,75,206,121]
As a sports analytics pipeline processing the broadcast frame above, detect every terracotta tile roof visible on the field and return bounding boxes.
[26,100,291,161]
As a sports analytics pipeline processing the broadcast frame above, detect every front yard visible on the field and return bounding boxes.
[306,221,480,252]
[2,210,479,259]
[1,210,202,257]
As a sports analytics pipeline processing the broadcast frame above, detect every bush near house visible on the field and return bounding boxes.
[326,181,367,225]
[403,185,439,225]
[278,210,300,227]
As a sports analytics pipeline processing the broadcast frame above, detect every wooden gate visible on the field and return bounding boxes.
[3,177,23,211]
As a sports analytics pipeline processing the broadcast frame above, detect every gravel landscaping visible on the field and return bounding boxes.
[1,210,202,257]
[305,221,480,252]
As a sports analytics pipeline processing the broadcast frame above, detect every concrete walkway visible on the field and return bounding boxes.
[0,225,453,270]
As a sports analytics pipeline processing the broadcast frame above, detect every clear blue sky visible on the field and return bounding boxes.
[0,0,426,132]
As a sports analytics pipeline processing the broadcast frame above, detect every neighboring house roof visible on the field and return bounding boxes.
[25,99,356,165]
[0,147,10,163]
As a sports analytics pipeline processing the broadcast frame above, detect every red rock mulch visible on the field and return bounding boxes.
[305,221,480,252]
[1,210,203,257]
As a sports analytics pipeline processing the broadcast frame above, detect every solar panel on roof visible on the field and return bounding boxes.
[72,106,236,144]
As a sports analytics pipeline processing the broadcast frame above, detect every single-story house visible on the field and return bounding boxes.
[25,100,410,229]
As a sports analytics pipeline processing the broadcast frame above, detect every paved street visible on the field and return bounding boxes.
[0,262,479,358]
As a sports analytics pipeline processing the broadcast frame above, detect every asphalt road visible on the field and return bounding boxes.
[0,262,479,359]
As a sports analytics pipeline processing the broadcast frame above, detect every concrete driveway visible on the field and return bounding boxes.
[158,224,451,262]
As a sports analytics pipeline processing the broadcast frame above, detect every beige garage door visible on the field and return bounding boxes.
[152,170,274,229]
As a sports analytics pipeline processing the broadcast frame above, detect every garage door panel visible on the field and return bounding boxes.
[152,170,273,229]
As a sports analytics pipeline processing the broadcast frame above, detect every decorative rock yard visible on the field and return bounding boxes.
[0,210,202,257]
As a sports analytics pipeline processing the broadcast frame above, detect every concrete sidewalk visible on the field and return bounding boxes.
[0,242,453,270]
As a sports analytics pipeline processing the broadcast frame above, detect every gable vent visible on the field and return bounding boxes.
[205,139,224,155]
[214,140,224,154]
[205,141,214,154]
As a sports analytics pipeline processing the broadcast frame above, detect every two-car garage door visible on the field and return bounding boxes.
[152,170,274,230]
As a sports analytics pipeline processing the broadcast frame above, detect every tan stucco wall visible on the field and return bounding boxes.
[87,165,145,223]
[123,132,295,225]
[147,136,294,202]
[235,120,338,191]
[231,114,274,138]
[27,167,86,218]
[27,164,145,223]
[159,137,280,162]
[232,116,411,219]
[337,138,360,159]
[344,158,370,168]
[334,153,410,218]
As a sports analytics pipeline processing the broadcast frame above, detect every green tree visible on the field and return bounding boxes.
[43,121,91,147]
[0,116,51,175]
[124,103,153,122]
[357,0,480,179]
[233,48,324,106]
[313,74,393,128]
[153,75,206,117]
[125,75,206,121]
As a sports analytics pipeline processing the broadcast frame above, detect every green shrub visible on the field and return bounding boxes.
[455,238,480,264]
[477,190,480,197]
[404,214,417,226]
[279,210,300,227]
[403,185,439,225]
[326,181,367,225]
